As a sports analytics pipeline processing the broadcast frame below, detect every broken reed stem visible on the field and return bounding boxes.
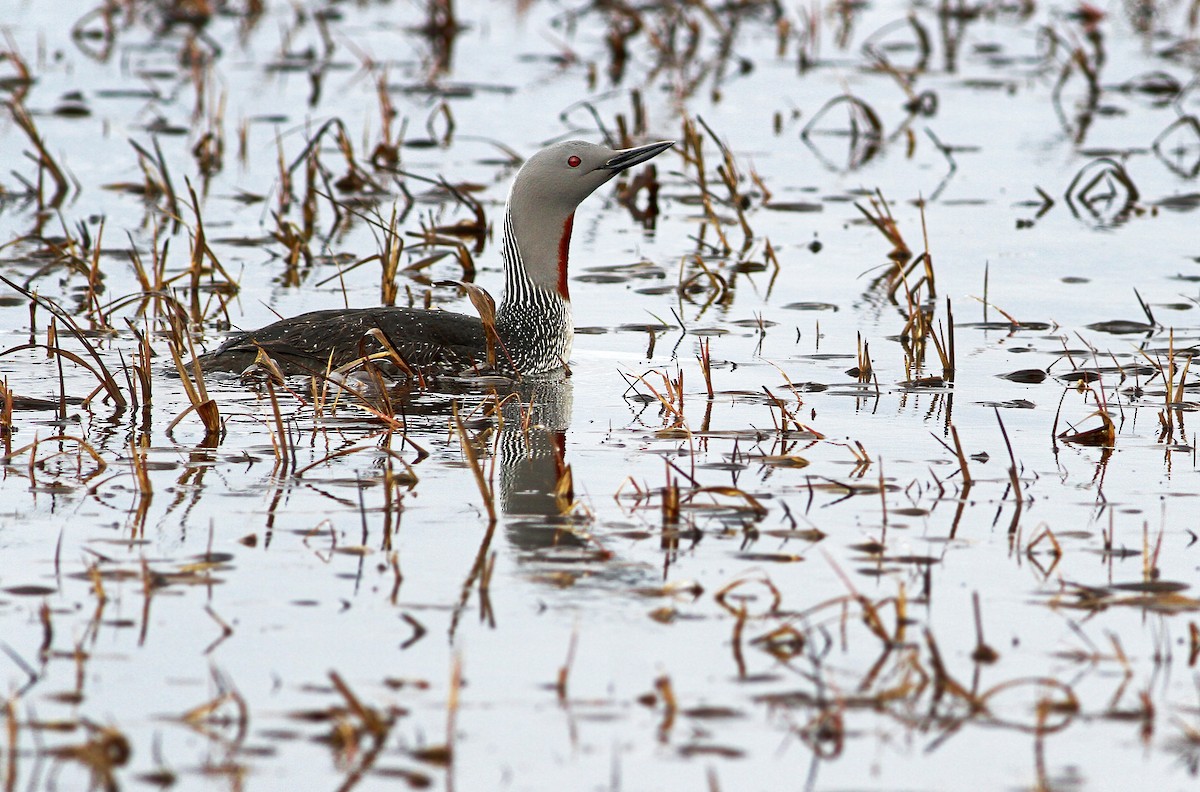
[918,197,935,297]
[129,436,152,495]
[856,332,873,384]
[995,409,1023,533]
[265,380,291,472]
[165,332,220,436]
[556,625,579,702]
[949,423,971,486]
[627,369,686,425]
[971,591,998,663]
[661,466,680,525]
[944,296,956,380]
[329,671,387,737]
[1143,521,1164,581]
[856,190,911,266]
[447,653,462,764]
[655,675,677,742]
[731,604,748,679]
[0,378,13,455]
[877,456,888,537]
[697,337,714,399]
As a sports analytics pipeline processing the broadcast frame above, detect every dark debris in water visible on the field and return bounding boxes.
[999,369,1047,384]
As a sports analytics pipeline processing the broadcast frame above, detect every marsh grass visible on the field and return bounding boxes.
[2,1,1200,790]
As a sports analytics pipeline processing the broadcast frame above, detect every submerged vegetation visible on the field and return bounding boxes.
[2,0,1200,789]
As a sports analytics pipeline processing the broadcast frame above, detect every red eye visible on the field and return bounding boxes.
[567,155,581,168]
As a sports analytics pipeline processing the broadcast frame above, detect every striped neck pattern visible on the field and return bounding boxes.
[496,210,574,375]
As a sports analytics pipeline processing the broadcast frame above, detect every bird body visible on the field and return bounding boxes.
[199,139,673,378]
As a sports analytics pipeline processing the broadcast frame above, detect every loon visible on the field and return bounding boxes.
[198,139,674,378]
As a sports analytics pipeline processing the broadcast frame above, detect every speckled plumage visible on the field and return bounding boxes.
[198,139,673,379]
[197,306,489,376]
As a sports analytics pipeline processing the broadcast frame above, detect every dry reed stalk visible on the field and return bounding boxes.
[273,132,293,216]
[877,457,888,535]
[555,626,579,702]
[1057,400,1116,447]
[917,199,936,295]
[45,722,131,788]
[714,574,783,616]
[0,379,12,454]
[82,219,107,325]
[655,675,676,742]
[995,409,1023,534]
[10,100,70,208]
[680,486,768,517]
[477,550,497,626]
[264,380,292,471]
[375,205,404,306]
[950,424,971,486]
[130,136,180,223]
[697,337,714,398]
[323,369,409,427]
[854,332,873,384]
[697,116,755,248]
[124,320,155,410]
[129,436,152,496]
[803,94,884,160]
[856,190,911,265]
[624,369,686,426]
[125,226,168,307]
[731,603,748,678]
[406,228,477,279]
[1143,521,1164,581]
[182,179,239,322]
[293,443,419,482]
[940,297,956,380]
[1027,527,1063,559]
[438,281,512,372]
[760,385,823,438]
[554,463,575,515]
[0,276,127,408]
[679,255,730,306]
[165,312,220,436]
[452,401,496,526]
[330,671,388,737]
[192,93,226,178]
[446,653,462,768]
[681,118,733,254]
[661,468,680,526]
[924,629,973,705]
[6,434,108,484]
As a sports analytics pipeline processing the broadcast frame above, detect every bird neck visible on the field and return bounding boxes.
[500,182,576,296]
[496,200,575,373]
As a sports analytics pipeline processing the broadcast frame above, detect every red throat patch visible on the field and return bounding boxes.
[557,212,574,301]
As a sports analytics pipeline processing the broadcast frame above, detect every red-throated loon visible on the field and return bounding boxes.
[198,139,674,378]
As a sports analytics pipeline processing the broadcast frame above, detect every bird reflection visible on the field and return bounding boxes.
[493,372,590,552]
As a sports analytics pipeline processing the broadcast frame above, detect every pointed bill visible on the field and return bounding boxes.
[601,140,675,173]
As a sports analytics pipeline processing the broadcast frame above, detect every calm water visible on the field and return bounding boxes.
[2,0,1200,789]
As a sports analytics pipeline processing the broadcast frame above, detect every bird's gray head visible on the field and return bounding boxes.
[514,139,674,210]
[503,139,674,301]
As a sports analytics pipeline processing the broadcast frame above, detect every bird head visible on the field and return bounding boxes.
[504,139,674,300]
[514,139,675,208]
